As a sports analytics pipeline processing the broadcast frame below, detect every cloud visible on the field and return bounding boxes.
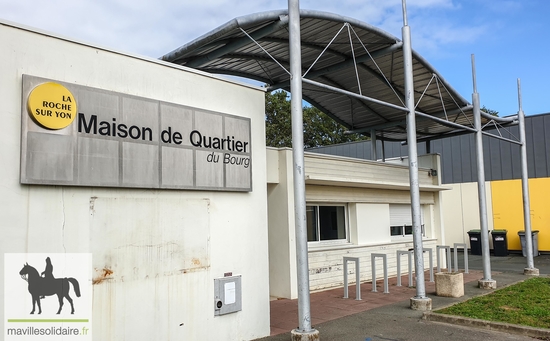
[483,0,521,13]
[0,0,487,58]
[409,20,489,57]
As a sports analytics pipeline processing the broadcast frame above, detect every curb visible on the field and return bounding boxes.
[423,312,550,339]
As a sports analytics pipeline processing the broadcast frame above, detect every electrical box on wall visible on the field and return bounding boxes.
[214,275,242,316]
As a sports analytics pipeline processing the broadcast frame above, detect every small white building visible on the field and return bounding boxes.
[266,149,447,299]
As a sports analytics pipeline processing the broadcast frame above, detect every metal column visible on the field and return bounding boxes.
[288,0,318,338]
[381,133,386,162]
[517,79,538,274]
[401,0,429,308]
[371,129,377,161]
[471,55,495,288]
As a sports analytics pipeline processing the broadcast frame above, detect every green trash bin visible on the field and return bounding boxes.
[491,230,508,256]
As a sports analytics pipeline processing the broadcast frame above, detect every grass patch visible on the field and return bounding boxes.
[436,277,550,329]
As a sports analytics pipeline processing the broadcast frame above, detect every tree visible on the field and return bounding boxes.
[265,90,366,148]
[481,105,499,117]
[265,90,293,148]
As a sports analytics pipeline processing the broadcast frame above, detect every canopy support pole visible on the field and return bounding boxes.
[471,55,496,289]
[518,78,539,276]
[402,0,431,311]
[288,0,320,339]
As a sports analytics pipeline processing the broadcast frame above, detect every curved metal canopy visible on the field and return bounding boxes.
[161,9,505,141]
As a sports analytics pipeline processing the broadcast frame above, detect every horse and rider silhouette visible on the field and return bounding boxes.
[19,257,81,314]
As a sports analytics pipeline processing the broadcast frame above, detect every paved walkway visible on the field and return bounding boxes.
[267,270,483,336]
[255,253,550,341]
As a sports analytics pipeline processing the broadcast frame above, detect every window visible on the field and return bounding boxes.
[390,224,425,237]
[306,205,347,242]
[389,204,425,238]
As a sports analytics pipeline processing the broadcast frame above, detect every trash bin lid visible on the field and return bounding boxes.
[518,230,539,235]
[468,229,481,233]
[491,229,507,234]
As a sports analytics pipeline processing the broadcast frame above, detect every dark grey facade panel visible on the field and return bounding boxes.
[459,136,470,183]
[417,142,427,156]
[525,118,537,178]
[468,135,478,182]
[349,143,357,158]
[461,136,474,183]
[440,138,455,183]
[364,143,371,160]
[505,125,522,180]
[451,136,465,183]
[488,135,503,181]
[349,143,358,160]
[308,113,550,184]
[531,116,548,178]
[499,136,513,180]
[545,115,550,176]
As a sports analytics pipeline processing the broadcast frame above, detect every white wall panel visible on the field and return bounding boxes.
[0,22,269,340]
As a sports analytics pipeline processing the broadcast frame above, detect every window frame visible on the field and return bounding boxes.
[306,203,349,245]
[390,224,425,238]
[389,204,426,240]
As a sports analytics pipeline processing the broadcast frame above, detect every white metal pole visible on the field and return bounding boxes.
[401,0,429,309]
[288,0,318,338]
[471,55,494,288]
[517,78,538,275]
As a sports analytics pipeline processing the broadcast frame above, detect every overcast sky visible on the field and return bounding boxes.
[2,0,549,116]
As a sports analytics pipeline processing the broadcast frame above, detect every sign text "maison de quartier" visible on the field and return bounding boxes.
[77,114,250,169]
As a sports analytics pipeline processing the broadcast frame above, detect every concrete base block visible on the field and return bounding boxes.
[435,272,464,298]
[291,328,320,341]
[524,267,540,276]
[478,279,497,289]
[410,297,432,311]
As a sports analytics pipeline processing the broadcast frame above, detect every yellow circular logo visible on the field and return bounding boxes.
[27,82,77,130]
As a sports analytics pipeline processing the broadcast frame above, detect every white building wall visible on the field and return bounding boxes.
[267,149,446,298]
[441,182,494,248]
[308,240,438,291]
[352,203,391,245]
[267,149,297,299]
[1,22,269,340]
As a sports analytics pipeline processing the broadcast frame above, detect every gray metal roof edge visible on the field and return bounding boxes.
[160,9,402,63]
[161,17,241,62]
[522,111,550,118]
[159,9,476,111]
[297,9,400,42]
[159,9,516,129]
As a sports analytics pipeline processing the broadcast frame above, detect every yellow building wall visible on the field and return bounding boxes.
[491,178,550,252]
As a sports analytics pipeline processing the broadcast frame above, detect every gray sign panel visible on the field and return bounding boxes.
[20,75,252,191]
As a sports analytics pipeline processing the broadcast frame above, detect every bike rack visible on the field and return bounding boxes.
[396,248,433,286]
[424,247,434,282]
[453,243,469,273]
[343,257,361,300]
[371,253,389,293]
[396,250,414,287]
[436,245,452,272]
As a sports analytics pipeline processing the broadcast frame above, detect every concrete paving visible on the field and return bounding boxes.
[254,252,550,341]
